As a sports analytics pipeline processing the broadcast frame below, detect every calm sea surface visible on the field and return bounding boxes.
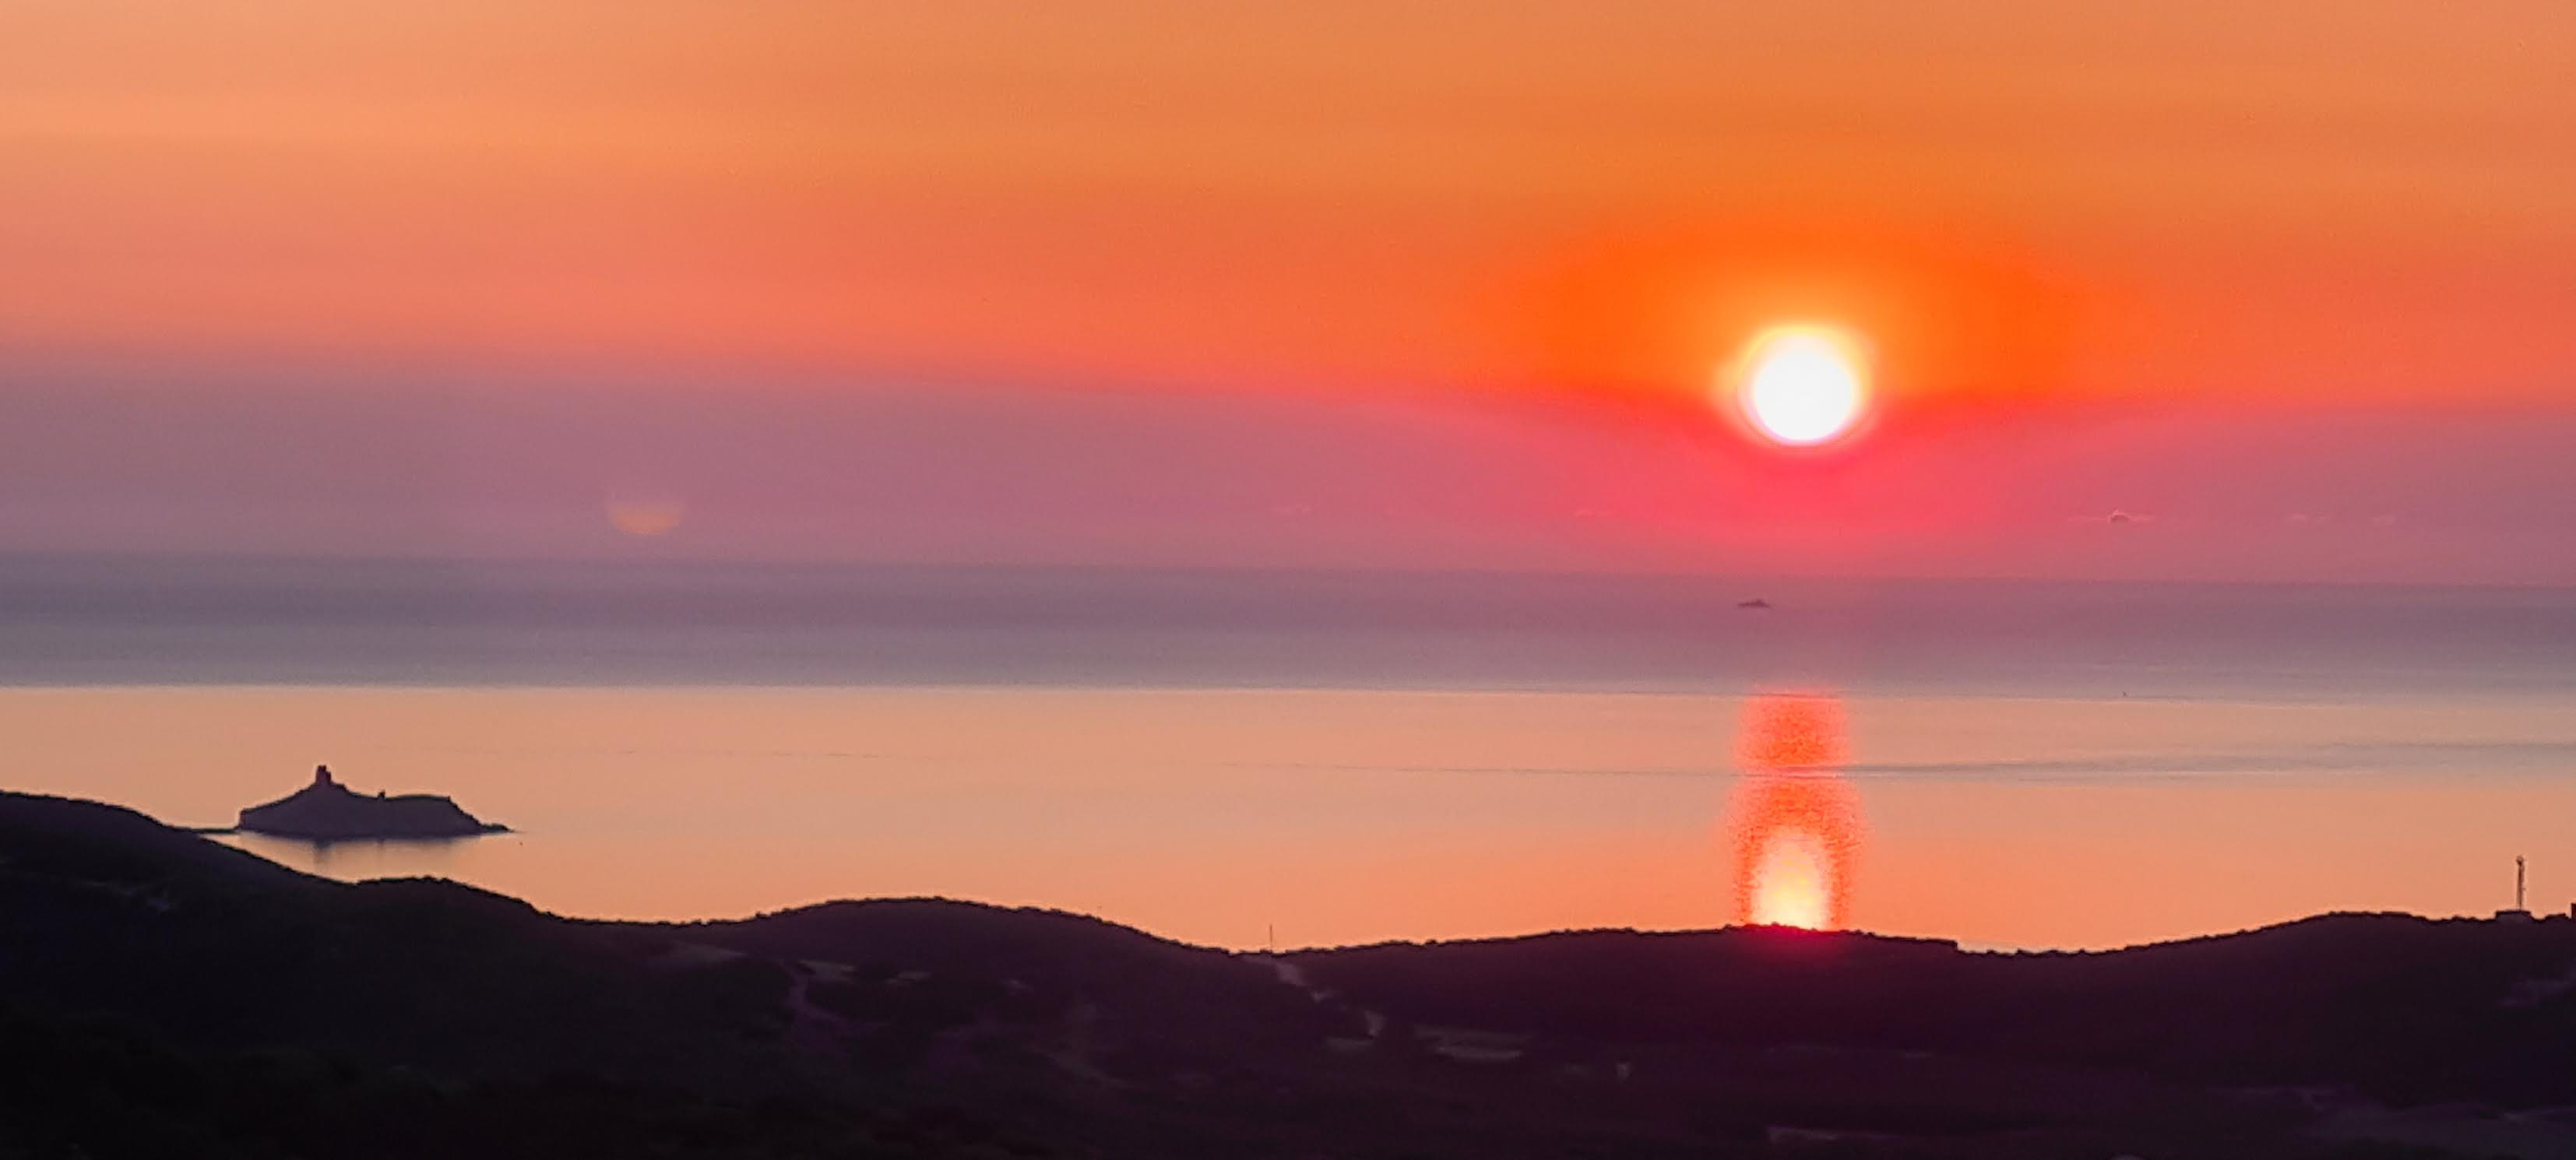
[5,556,2573,949]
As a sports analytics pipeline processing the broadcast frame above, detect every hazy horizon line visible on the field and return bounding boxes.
[9,547,2576,596]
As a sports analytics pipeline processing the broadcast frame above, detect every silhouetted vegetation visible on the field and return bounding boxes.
[8,790,2574,1158]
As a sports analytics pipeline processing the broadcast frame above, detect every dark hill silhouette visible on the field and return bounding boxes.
[8,788,2576,1158]
[1292,917,2576,1108]
[682,896,1299,1026]
[672,898,1350,1079]
[231,765,505,839]
[2,790,320,891]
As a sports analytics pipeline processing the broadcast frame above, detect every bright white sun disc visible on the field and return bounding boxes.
[1735,329,1869,446]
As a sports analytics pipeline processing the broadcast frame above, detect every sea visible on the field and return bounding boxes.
[4,553,2573,951]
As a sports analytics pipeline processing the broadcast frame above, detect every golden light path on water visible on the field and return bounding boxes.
[1726,693,1865,930]
[1750,829,1835,928]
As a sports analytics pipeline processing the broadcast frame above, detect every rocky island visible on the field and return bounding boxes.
[234,765,507,840]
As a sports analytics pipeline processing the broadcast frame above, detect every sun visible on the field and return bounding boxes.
[1729,325,1871,447]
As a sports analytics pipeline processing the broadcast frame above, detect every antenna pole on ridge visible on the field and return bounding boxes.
[2518,856,2528,912]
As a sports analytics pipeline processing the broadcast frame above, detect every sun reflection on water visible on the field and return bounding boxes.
[1726,693,1865,930]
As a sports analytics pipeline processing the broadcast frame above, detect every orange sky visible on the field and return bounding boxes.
[8,1,2575,404]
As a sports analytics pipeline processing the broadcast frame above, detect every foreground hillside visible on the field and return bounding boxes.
[6,790,2576,1158]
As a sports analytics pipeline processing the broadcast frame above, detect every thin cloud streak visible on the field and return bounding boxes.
[1231,740,2576,785]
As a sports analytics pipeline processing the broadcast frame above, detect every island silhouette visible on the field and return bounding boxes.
[231,765,506,840]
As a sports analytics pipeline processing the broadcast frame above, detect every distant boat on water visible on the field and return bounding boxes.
[1736,598,1773,610]
[233,765,506,841]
